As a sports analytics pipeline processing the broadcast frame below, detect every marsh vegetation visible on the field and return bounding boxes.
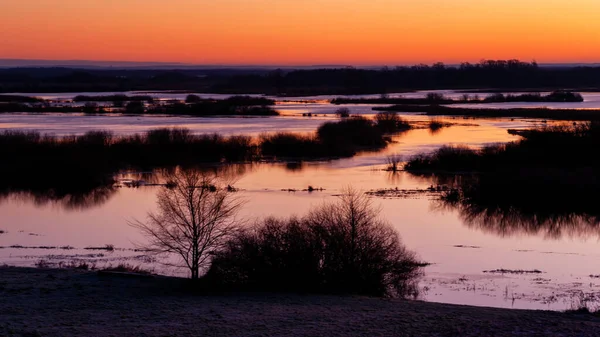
[406,122,600,238]
[375,105,600,121]
[332,91,584,105]
[0,95,278,116]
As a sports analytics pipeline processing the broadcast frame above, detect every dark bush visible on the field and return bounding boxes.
[426,92,445,102]
[185,94,202,103]
[125,101,145,114]
[260,133,324,158]
[374,111,411,133]
[260,117,395,159]
[335,107,350,118]
[318,116,387,150]
[405,145,481,172]
[206,189,425,297]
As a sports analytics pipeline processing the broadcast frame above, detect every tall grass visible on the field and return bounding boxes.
[332,91,584,105]
[375,105,600,121]
[260,116,406,159]
[1,117,410,197]
[406,122,600,172]
[73,95,154,102]
[0,128,257,201]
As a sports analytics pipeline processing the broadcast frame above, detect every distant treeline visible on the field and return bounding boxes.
[332,91,584,105]
[3,60,600,94]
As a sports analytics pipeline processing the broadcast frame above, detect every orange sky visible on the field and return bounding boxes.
[1,0,599,65]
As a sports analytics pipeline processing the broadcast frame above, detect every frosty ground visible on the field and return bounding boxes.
[1,267,599,337]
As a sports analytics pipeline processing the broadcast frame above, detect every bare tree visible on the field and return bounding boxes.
[131,169,243,279]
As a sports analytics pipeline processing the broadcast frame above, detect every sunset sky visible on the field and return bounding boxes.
[1,0,599,65]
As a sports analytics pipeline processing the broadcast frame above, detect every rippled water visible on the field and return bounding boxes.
[1,91,599,311]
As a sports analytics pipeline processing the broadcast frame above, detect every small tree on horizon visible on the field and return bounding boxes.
[130,169,243,279]
[335,107,351,118]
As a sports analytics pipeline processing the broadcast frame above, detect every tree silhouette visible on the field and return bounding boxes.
[131,169,243,279]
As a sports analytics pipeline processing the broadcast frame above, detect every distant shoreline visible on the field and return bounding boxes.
[2,60,600,95]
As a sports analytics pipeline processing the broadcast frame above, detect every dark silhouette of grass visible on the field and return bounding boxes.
[0,95,44,103]
[406,122,600,172]
[0,129,257,208]
[260,116,407,159]
[0,118,411,203]
[146,96,277,116]
[318,116,389,149]
[36,259,94,270]
[407,122,600,239]
[73,94,154,102]
[375,105,600,121]
[84,244,115,251]
[0,95,278,116]
[428,119,451,134]
[332,96,454,105]
[429,171,600,239]
[386,154,402,172]
[332,91,584,105]
[260,133,326,158]
[101,264,153,275]
[374,111,411,133]
[0,103,85,113]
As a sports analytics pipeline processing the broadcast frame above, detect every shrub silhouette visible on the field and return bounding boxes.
[259,133,324,158]
[260,117,399,159]
[125,101,145,114]
[206,188,425,297]
[317,116,388,151]
[335,107,350,118]
[185,94,202,103]
[406,122,600,172]
[374,111,411,133]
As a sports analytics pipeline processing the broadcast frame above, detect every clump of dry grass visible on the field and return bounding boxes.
[101,264,153,275]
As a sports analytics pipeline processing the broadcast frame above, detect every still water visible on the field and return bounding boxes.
[1,91,599,311]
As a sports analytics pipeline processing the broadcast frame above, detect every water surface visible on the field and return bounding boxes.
[1,93,598,311]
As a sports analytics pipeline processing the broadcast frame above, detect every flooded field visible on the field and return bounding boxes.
[1,90,599,311]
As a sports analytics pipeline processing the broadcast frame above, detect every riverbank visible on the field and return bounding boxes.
[1,267,598,336]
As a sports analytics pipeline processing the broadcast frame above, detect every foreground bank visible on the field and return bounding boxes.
[1,267,598,337]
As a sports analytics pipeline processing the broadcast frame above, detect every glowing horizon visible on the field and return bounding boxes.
[2,0,599,65]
